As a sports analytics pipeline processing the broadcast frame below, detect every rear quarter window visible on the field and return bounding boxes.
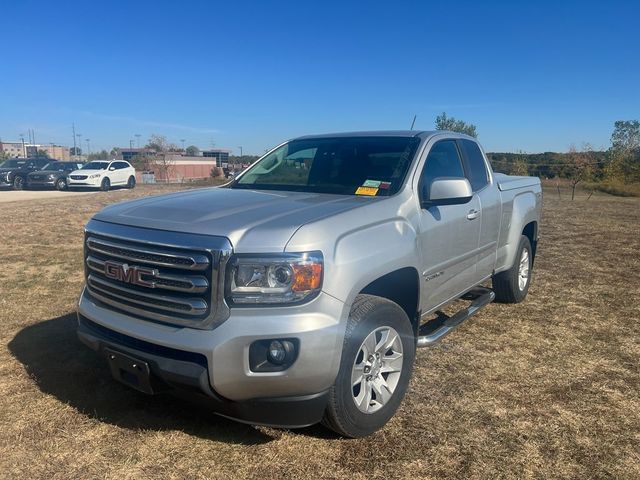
[460,139,489,191]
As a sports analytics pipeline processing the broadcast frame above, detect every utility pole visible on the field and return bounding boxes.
[135,133,141,148]
[19,133,25,157]
[129,139,134,149]
[72,123,77,160]
[86,138,91,156]
[180,139,186,151]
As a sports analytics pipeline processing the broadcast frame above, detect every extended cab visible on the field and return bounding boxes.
[77,131,541,437]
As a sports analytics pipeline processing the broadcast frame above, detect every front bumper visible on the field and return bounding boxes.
[77,287,347,426]
[68,177,101,187]
[27,180,56,187]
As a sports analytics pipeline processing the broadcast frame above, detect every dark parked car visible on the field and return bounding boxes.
[27,161,84,190]
[0,158,50,190]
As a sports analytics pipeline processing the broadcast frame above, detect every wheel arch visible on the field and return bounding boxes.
[359,267,421,334]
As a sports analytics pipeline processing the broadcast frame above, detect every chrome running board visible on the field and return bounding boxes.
[417,287,495,348]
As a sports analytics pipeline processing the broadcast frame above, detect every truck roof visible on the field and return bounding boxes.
[293,130,473,141]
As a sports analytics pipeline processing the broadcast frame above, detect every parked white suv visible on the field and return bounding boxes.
[68,160,136,191]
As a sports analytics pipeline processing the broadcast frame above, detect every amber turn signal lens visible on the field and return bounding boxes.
[291,263,322,292]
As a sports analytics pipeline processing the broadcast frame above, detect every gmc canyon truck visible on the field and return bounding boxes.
[77,131,541,437]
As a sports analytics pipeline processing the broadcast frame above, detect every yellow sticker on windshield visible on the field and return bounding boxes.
[355,186,378,196]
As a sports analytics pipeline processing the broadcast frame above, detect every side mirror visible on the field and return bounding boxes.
[421,177,473,208]
[109,166,116,171]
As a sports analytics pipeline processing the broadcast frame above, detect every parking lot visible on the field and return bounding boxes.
[0,184,639,479]
[0,188,103,203]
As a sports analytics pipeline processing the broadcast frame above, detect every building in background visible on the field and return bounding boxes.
[119,148,155,162]
[27,144,70,160]
[138,156,221,183]
[0,141,26,157]
[201,148,231,166]
[0,141,70,160]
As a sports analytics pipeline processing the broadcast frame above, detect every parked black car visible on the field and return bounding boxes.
[27,161,84,190]
[0,158,51,190]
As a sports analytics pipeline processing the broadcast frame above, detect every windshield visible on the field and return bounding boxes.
[42,162,61,170]
[232,136,420,196]
[0,160,25,168]
[82,161,109,170]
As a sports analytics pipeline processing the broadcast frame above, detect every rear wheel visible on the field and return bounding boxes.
[322,294,415,438]
[100,177,110,192]
[56,177,67,191]
[127,175,136,189]
[492,235,533,303]
[13,176,25,190]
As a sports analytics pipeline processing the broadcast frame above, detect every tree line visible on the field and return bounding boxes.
[435,113,640,194]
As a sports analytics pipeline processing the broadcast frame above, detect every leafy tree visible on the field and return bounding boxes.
[435,112,478,137]
[512,158,530,176]
[566,144,595,200]
[36,149,50,158]
[88,150,110,160]
[145,134,178,153]
[185,145,199,156]
[606,120,640,183]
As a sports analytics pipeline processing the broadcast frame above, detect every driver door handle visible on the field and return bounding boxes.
[466,209,479,220]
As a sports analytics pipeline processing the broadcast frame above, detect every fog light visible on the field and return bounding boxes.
[268,340,287,364]
[249,338,299,372]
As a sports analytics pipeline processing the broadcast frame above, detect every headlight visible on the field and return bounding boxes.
[227,252,323,305]
[89,173,101,179]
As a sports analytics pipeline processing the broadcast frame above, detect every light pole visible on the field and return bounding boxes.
[129,139,134,149]
[85,138,91,157]
[135,133,141,148]
[238,146,243,158]
[180,139,186,151]
[19,133,25,157]
[76,133,82,159]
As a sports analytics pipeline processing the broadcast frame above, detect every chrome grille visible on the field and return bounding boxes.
[83,221,232,329]
[70,174,87,180]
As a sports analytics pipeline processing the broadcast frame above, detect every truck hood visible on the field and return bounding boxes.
[93,187,380,252]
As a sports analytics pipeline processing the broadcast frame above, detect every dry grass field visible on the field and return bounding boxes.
[0,184,639,479]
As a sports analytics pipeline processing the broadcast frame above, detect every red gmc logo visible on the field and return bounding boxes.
[104,260,157,288]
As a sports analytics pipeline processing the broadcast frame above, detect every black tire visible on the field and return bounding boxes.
[56,177,67,191]
[127,176,136,189]
[322,294,415,438]
[13,176,25,190]
[492,235,533,303]
[100,177,110,192]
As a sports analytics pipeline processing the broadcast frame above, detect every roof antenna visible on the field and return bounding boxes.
[410,114,417,130]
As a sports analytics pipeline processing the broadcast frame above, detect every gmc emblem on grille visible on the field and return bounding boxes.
[104,260,157,288]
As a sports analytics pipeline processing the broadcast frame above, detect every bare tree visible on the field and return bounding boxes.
[567,143,594,200]
[145,134,178,182]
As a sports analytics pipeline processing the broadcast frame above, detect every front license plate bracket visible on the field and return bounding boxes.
[105,348,154,394]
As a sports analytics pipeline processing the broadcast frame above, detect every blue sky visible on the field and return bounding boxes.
[1,0,638,154]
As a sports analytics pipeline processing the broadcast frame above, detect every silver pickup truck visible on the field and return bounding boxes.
[77,130,541,437]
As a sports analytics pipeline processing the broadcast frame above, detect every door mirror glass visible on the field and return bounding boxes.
[421,178,473,207]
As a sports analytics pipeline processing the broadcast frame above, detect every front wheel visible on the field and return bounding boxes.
[56,177,67,191]
[100,177,110,192]
[322,294,415,438]
[126,175,136,189]
[13,176,25,190]
[492,235,533,303]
